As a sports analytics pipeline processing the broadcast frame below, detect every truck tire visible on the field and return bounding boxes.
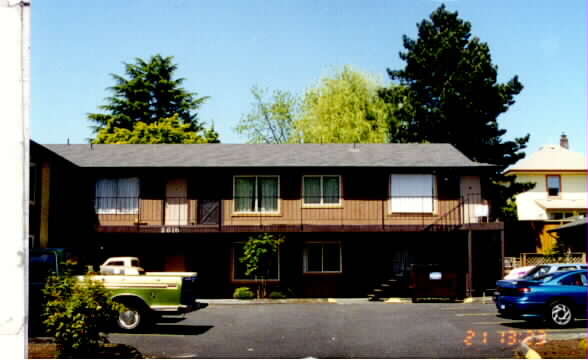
[117,305,145,331]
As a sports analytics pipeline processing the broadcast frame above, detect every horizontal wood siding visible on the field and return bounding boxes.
[139,199,162,225]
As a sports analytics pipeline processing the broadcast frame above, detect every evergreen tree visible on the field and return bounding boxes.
[382,5,533,219]
[88,54,218,143]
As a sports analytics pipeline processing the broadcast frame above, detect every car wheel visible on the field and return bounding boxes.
[117,306,145,331]
[547,301,574,328]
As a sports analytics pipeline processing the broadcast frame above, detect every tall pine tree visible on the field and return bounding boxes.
[88,54,219,143]
[382,5,532,220]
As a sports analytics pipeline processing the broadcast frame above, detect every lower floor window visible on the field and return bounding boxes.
[303,242,342,273]
[232,243,280,280]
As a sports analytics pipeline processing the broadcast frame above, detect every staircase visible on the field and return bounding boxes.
[367,277,407,301]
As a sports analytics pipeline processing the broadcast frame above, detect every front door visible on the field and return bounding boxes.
[165,178,188,225]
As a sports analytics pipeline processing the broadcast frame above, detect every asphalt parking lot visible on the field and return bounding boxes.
[108,302,587,358]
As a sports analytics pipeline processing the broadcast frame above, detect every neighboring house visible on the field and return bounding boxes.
[504,134,587,253]
[30,141,504,298]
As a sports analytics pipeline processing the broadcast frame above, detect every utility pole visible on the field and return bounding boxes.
[0,0,31,358]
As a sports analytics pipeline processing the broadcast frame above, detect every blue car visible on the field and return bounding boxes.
[494,269,587,327]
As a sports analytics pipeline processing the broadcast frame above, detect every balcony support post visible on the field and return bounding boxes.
[500,229,505,279]
[466,229,473,297]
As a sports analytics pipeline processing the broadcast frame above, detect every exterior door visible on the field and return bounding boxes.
[165,178,188,225]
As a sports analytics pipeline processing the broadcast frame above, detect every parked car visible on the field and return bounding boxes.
[503,263,586,280]
[521,263,587,280]
[504,265,535,280]
[494,269,587,327]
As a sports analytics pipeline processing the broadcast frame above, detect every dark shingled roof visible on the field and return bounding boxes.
[40,143,493,168]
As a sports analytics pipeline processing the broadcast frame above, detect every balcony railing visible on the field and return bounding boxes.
[93,194,492,231]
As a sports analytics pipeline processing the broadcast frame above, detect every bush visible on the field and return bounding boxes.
[268,291,287,299]
[42,261,124,358]
[233,287,255,300]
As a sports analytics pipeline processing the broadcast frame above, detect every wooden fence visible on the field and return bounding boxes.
[520,252,586,266]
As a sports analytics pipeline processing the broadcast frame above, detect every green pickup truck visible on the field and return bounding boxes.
[30,249,203,332]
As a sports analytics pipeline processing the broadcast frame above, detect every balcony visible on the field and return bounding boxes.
[93,194,499,233]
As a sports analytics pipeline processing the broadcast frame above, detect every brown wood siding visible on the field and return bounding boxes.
[223,198,464,226]
[89,169,483,228]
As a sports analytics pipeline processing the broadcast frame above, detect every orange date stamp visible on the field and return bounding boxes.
[463,329,547,347]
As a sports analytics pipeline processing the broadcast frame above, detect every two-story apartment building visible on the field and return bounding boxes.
[504,134,587,253]
[30,141,504,298]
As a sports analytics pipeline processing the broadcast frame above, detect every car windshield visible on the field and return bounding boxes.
[523,265,551,279]
[532,273,558,282]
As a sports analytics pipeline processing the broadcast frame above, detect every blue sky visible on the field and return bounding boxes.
[32,0,586,155]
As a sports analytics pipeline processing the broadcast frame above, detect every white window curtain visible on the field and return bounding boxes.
[390,174,434,213]
[234,176,278,213]
[95,179,117,214]
[117,178,139,213]
[235,177,255,212]
[323,176,340,204]
[95,178,139,214]
[303,177,321,204]
[259,177,278,212]
[303,176,340,205]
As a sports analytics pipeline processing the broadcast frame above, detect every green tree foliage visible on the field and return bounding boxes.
[235,86,298,144]
[239,233,284,298]
[88,54,219,144]
[42,261,124,358]
[294,66,399,143]
[94,114,219,144]
[383,5,533,219]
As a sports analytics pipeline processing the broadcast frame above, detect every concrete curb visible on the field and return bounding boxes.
[200,297,491,305]
[517,332,587,359]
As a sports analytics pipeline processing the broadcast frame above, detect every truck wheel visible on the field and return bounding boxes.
[547,301,574,328]
[117,306,144,331]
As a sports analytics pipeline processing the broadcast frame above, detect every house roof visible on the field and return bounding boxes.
[505,145,587,174]
[39,143,493,169]
[535,198,587,210]
[547,217,587,233]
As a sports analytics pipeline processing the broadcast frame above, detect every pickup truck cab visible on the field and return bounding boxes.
[30,249,202,332]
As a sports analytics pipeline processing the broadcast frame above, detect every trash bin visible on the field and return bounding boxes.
[409,264,464,302]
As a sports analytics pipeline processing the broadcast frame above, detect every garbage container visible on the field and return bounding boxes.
[409,264,464,302]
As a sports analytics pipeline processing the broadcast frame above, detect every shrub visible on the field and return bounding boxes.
[268,291,287,299]
[42,261,124,358]
[233,287,255,300]
[239,233,285,298]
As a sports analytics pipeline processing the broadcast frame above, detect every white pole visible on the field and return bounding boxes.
[0,0,31,359]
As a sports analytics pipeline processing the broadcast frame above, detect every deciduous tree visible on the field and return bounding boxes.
[235,86,298,144]
[294,66,399,143]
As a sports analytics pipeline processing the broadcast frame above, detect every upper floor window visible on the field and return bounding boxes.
[234,176,279,213]
[547,175,561,196]
[390,174,435,213]
[303,175,341,205]
[95,177,140,214]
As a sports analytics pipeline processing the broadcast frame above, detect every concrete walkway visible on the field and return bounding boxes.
[199,296,493,305]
